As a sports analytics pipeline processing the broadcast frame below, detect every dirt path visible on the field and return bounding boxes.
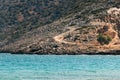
[54,21,119,49]
[54,27,81,45]
[108,25,119,45]
[90,21,115,26]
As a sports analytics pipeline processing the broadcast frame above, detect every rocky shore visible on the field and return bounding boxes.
[1,49,120,55]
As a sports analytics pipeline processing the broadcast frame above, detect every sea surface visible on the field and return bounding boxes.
[0,54,120,80]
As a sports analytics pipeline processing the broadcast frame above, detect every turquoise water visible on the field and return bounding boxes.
[0,54,120,80]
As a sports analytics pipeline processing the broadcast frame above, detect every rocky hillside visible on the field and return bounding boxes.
[1,0,120,54]
[0,0,74,44]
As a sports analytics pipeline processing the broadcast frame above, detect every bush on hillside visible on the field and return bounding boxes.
[97,34,112,45]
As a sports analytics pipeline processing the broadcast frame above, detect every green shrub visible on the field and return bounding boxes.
[97,34,112,45]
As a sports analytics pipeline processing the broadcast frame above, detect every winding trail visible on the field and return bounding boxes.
[54,21,119,48]
[54,27,80,45]
[108,25,119,45]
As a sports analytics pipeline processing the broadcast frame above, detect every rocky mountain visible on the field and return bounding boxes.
[0,0,74,43]
[1,0,120,54]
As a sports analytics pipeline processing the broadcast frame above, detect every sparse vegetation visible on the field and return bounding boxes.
[0,0,75,41]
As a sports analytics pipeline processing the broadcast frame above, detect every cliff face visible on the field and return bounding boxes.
[1,0,120,54]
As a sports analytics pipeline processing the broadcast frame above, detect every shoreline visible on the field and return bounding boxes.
[0,50,120,55]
